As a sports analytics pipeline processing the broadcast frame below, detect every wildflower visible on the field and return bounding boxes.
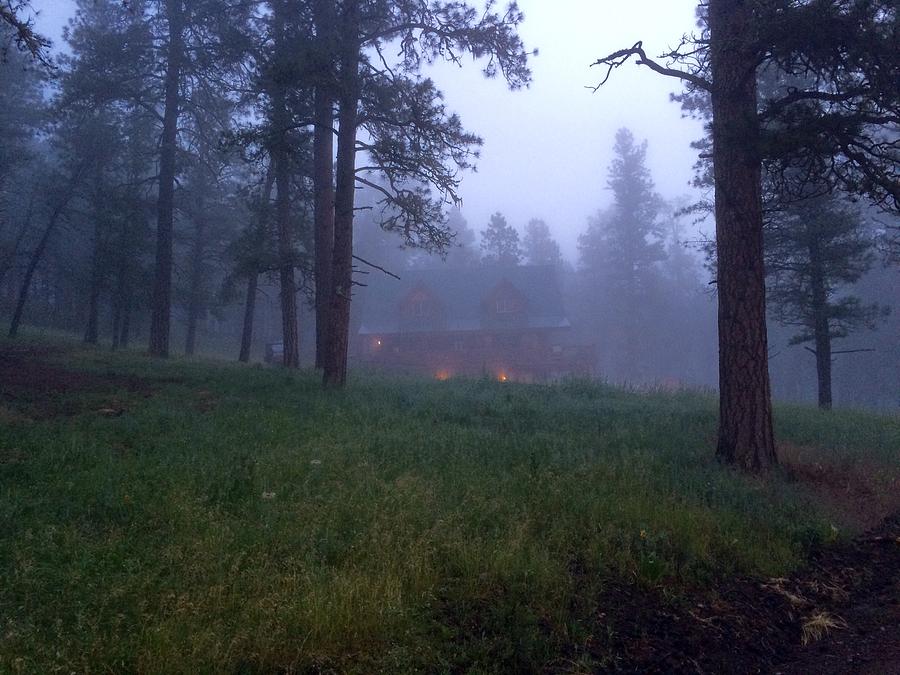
[261,491,276,500]
[640,529,647,539]
[310,459,322,466]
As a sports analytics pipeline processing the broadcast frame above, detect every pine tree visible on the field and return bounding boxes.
[594,0,898,471]
[766,193,888,409]
[480,212,521,266]
[522,218,562,267]
[578,128,664,382]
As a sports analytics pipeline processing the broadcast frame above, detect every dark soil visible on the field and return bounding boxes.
[0,343,154,418]
[551,519,900,674]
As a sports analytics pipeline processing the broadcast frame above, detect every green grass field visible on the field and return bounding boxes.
[1,337,898,673]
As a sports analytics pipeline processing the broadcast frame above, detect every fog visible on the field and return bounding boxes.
[29,0,707,259]
[3,0,897,410]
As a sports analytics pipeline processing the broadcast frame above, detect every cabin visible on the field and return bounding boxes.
[356,266,595,382]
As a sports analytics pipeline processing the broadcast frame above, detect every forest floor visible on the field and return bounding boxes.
[1,335,899,673]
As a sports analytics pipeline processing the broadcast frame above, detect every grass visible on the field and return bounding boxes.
[1,336,898,673]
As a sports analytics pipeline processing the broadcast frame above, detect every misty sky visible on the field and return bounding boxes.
[28,0,708,260]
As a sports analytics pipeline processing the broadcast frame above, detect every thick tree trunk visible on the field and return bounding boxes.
[323,0,360,388]
[271,0,300,369]
[148,0,183,358]
[313,0,336,370]
[709,0,777,471]
[808,238,833,410]
[238,273,258,363]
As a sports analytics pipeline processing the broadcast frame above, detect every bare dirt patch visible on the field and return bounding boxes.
[780,441,900,532]
[0,343,154,419]
[547,513,900,674]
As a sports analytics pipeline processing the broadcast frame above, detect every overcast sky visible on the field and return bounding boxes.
[29,0,707,260]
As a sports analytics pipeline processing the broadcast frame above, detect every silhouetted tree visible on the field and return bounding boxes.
[522,218,562,267]
[481,212,521,266]
[767,193,888,409]
[594,0,899,471]
[578,129,664,382]
[321,0,532,387]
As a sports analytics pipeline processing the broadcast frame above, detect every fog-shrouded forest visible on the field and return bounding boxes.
[1,1,898,442]
[4,2,900,672]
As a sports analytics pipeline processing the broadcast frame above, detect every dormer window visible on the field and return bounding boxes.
[496,297,516,314]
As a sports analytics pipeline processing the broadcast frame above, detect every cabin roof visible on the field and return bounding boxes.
[358,265,570,335]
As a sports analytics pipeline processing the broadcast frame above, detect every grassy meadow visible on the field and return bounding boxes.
[1,336,898,672]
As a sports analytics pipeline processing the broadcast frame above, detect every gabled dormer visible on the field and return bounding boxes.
[398,282,446,330]
[481,278,528,327]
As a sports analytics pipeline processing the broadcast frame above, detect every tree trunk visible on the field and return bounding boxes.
[238,165,275,363]
[238,273,258,363]
[808,237,833,409]
[0,198,33,289]
[84,180,104,345]
[271,0,300,369]
[111,282,122,351]
[120,292,131,348]
[709,0,777,471]
[8,179,79,338]
[313,0,336,370]
[313,86,335,370]
[184,207,206,356]
[323,0,360,388]
[148,0,183,358]
[83,249,101,345]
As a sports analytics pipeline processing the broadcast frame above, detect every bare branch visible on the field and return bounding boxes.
[352,254,400,280]
[591,41,711,92]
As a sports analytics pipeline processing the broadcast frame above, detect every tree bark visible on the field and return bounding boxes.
[271,0,300,369]
[709,0,777,470]
[148,0,183,358]
[238,273,258,363]
[313,0,336,370]
[323,0,360,388]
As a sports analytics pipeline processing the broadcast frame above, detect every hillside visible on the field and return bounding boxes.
[1,337,898,673]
